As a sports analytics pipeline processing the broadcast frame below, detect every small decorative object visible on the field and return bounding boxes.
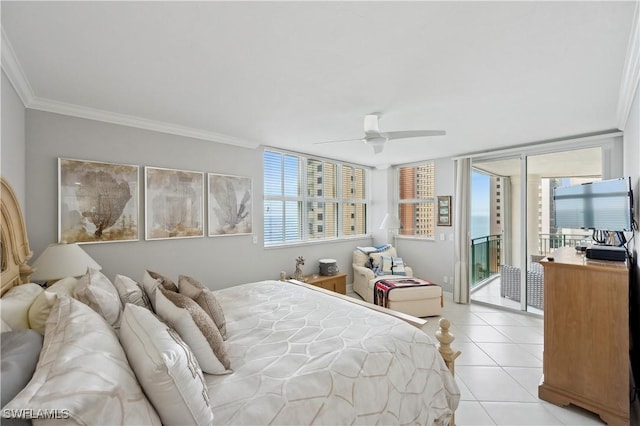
[437,195,452,226]
[279,271,287,281]
[319,259,338,276]
[293,256,305,280]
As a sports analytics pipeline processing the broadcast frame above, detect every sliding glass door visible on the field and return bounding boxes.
[470,147,603,313]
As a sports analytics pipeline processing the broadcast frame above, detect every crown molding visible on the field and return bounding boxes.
[28,97,260,148]
[1,28,35,106]
[616,1,640,130]
[1,29,258,149]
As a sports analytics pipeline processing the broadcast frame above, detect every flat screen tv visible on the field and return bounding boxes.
[553,177,633,232]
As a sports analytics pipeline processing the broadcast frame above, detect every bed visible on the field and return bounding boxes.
[0,176,460,425]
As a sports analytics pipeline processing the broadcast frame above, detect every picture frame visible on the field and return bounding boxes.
[58,158,139,244]
[208,173,252,236]
[145,167,204,240]
[437,195,452,226]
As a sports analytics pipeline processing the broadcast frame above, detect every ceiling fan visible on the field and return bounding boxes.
[314,114,446,154]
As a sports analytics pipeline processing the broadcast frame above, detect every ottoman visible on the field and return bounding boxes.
[370,277,443,317]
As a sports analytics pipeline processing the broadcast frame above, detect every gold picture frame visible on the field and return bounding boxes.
[437,195,452,226]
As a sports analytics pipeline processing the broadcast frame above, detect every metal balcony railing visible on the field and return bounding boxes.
[471,234,502,288]
[470,232,591,288]
[538,233,591,254]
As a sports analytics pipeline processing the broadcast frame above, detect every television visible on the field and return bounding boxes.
[553,177,633,232]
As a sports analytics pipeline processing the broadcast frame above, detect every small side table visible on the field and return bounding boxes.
[304,273,347,295]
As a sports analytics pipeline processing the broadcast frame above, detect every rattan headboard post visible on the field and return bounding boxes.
[1,176,33,295]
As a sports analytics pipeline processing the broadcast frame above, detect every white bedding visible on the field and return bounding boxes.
[207,280,460,425]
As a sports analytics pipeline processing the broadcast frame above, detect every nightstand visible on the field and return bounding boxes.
[303,273,347,295]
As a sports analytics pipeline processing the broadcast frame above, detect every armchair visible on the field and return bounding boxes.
[499,263,544,310]
[352,246,413,303]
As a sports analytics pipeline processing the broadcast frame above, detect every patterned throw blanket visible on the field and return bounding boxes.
[373,278,442,309]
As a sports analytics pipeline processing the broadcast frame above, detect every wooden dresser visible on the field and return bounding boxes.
[538,247,630,425]
[304,273,347,295]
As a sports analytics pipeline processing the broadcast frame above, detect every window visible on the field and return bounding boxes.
[397,162,435,238]
[264,149,369,245]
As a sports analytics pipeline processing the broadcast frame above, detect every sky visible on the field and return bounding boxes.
[472,171,490,217]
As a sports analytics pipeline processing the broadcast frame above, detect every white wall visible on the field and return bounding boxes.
[25,110,370,289]
[1,70,26,207]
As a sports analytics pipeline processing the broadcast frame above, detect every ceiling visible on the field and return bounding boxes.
[1,1,636,168]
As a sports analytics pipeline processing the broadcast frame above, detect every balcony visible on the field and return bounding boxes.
[470,232,590,312]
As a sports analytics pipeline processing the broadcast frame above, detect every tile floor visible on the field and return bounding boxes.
[349,290,637,425]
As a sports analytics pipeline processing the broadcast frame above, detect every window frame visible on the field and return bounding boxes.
[264,148,370,246]
[395,161,436,240]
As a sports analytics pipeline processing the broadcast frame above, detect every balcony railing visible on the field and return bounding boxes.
[470,232,591,288]
[471,234,502,288]
[538,233,591,254]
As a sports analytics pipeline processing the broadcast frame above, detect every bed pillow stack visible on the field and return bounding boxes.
[4,297,162,425]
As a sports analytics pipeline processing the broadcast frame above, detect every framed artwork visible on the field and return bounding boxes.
[437,195,452,226]
[58,158,139,244]
[145,167,204,240]
[208,173,252,236]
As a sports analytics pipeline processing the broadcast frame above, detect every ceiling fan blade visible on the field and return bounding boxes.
[364,114,381,136]
[385,130,446,140]
[313,137,364,145]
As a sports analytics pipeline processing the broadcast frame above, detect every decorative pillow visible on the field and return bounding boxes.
[1,330,43,408]
[380,255,394,275]
[3,297,161,425]
[142,270,162,311]
[147,270,178,292]
[155,289,231,374]
[392,257,406,275]
[0,283,43,330]
[119,303,214,426]
[114,274,152,310]
[28,276,78,334]
[74,268,123,328]
[178,275,227,339]
[156,288,231,374]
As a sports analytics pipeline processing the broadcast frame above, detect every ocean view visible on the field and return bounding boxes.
[471,215,490,239]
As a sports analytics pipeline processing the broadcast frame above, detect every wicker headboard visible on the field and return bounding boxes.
[1,176,34,295]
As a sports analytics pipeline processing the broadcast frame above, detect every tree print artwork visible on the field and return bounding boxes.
[145,167,204,240]
[59,159,139,243]
[208,174,252,236]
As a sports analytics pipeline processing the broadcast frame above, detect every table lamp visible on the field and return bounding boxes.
[31,243,101,285]
[379,213,400,245]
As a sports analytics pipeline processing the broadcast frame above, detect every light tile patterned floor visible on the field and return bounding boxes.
[349,290,631,425]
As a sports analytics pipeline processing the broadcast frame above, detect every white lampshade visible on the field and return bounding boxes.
[31,243,101,282]
[379,213,400,230]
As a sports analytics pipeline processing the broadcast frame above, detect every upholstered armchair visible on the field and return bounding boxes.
[352,246,413,303]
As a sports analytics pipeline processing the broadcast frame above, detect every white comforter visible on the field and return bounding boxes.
[207,280,460,425]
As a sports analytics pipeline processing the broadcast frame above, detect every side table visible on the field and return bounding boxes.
[304,273,347,295]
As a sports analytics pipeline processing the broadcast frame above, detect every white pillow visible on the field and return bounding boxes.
[28,277,78,334]
[155,289,230,374]
[142,270,162,311]
[1,318,12,332]
[74,268,122,327]
[113,274,152,310]
[119,303,214,426]
[4,296,161,425]
[0,283,43,330]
